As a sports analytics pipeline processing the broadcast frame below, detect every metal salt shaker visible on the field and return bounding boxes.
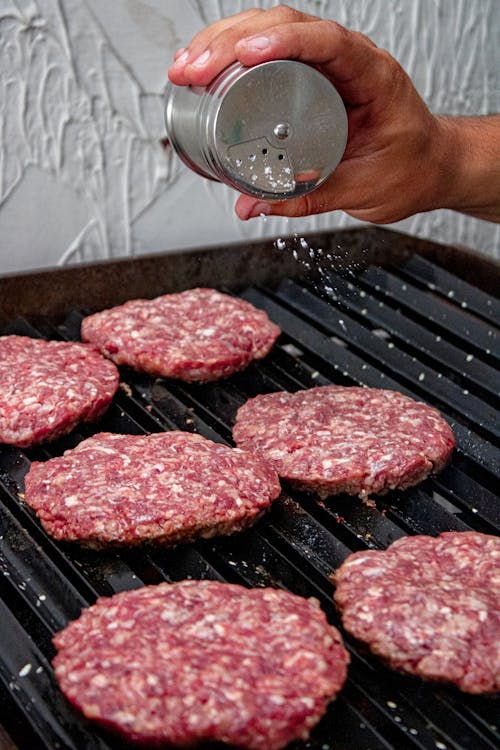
[164,60,348,200]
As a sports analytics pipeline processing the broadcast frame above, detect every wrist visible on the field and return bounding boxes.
[432,115,500,222]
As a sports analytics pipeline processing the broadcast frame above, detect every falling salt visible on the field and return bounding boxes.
[419,373,425,381]
[276,238,286,250]
[386,701,397,709]
[19,664,32,677]
[300,237,309,250]
[466,354,473,362]
[435,742,447,749]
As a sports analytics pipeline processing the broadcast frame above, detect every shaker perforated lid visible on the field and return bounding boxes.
[165,60,348,200]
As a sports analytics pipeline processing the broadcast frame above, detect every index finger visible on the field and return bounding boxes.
[168,5,316,85]
[168,8,264,84]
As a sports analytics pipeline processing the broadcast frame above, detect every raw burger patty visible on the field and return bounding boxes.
[53,580,349,749]
[81,288,281,382]
[232,386,455,498]
[333,531,500,694]
[24,431,281,547]
[0,335,119,448]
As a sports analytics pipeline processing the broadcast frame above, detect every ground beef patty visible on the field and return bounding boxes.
[0,335,119,448]
[334,531,500,694]
[232,386,455,498]
[81,288,281,382]
[53,580,349,749]
[24,431,281,547]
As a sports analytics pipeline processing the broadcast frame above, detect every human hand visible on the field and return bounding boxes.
[167,5,446,223]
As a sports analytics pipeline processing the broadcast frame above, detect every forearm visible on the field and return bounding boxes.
[434,115,500,223]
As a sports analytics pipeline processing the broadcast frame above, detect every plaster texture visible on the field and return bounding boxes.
[0,0,499,274]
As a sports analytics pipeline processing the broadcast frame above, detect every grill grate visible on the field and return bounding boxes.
[0,248,498,750]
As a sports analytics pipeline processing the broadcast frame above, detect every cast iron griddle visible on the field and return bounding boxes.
[0,228,498,750]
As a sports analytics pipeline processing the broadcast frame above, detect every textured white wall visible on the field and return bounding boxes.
[0,0,499,275]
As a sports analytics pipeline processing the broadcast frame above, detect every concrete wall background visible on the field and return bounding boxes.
[0,0,499,275]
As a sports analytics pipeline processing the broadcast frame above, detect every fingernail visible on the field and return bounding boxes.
[245,202,272,220]
[172,49,189,67]
[239,35,271,52]
[174,47,186,60]
[191,49,211,67]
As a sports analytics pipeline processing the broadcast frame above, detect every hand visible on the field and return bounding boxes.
[168,5,500,225]
[168,6,445,223]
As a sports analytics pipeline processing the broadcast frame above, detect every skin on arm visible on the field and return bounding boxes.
[168,5,500,225]
[434,115,500,223]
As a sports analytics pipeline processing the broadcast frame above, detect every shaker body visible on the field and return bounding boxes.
[165,60,348,200]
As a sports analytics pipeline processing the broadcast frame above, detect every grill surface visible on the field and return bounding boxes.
[0,229,498,750]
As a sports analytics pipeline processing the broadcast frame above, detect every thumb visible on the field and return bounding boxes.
[235,187,334,220]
